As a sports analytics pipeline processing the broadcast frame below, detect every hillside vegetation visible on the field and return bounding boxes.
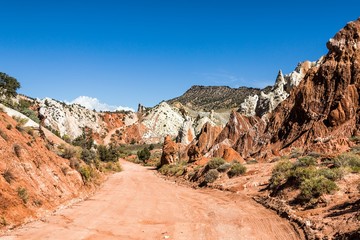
[167,85,271,111]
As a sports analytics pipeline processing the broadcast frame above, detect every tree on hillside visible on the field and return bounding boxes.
[72,127,94,150]
[0,72,21,98]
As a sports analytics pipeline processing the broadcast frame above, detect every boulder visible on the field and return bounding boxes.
[160,135,179,166]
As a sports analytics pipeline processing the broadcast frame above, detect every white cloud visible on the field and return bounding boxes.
[68,96,134,112]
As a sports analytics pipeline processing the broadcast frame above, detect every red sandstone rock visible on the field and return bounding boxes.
[185,122,223,162]
[160,135,179,166]
[187,145,201,162]
[222,147,245,163]
[191,18,360,161]
[0,112,85,228]
[197,122,223,154]
[266,18,360,155]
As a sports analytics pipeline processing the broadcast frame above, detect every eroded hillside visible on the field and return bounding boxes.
[167,85,268,111]
[0,109,85,229]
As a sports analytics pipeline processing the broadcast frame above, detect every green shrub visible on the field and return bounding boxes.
[334,152,360,172]
[13,144,21,157]
[207,158,226,169]
[306,152,323,158]
[33,199,43,207]
[61,147,77,159]
[158,163,186,176]
[17,99,31,109]
[2,169,14,184]
[296,156,317,167]
[350,146,360,154]
[104,162,122,172]
[317,168,344,181]
[269,160,293,189]
[62,134,71,143]
[6,124,12,130]
[0,130,8,141]
[78,165,92,183]
[204,169,220,183]
[26,128,34,136]
[13,116,29,133]
[20,109,40,123]
[13,116,28,126]
[247,159,258,164]
[72,129,94,150]
[137,147,151,162]
[15,124,25,132]
[289,148,303,158]
[17,187,29,204]
[227,163,247,178]
[299,176,338,201]
[347,154,360,172]
[98,145,119,162]
[290,166,318,185]
[0,216,7,226]
[349,136,360,143]
[217,163,231,172]
[81,148,96,164]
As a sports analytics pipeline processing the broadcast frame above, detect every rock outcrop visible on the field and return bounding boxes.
[240,60,323,117]
[203,112,267,160]
[0,110,85,228]
[177,116,196,145]
[140,101,229,144]
[142,102,185,142]
[36,97,144,145]
[38,98,103,139]
[266,18,360,154]
[36,97,227,146]
[186,122,223,161]
[187,145,201,162]
[160,136,179,166]
[192,18,360,161]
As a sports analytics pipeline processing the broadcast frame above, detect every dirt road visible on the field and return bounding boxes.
[3,160,302,240]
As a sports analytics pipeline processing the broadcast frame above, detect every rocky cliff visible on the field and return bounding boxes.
[240,59,324,117]
[266,18,360,155]
[36,98,227,145]
[0,109,85,229]
[38,98,103,139]
[133,101,230,144]
[190,18,360,161]
[36,97,140,145]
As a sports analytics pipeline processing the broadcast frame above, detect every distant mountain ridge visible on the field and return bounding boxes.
[167,85,271,111]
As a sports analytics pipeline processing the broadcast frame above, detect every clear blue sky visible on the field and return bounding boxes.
[0,1,359,110]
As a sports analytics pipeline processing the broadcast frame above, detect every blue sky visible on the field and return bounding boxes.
[0,1,359,110]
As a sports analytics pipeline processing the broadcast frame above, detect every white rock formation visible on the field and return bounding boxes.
[178,116,196,145]
[140,101,229,144]
[255,70,290,116]
[240,58,324,117]
[240,95,258,116]
[142,102,185,140]
[38,98,102,139]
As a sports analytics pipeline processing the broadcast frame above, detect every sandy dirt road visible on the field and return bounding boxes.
[2,160,302,240]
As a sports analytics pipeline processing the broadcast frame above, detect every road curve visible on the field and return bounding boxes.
[3,160,302,240]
